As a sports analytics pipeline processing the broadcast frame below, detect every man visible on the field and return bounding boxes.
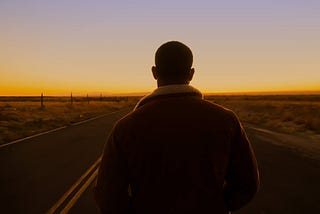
[94,41,260,214]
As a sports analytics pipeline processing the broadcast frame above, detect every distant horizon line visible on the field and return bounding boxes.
[1,90,320,97]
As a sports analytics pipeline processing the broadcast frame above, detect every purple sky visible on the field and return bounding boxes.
[1,0,319,95]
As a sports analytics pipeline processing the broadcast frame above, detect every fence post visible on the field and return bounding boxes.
[87,94,89,104]
[71,92,73,105]
[41,93,44,108]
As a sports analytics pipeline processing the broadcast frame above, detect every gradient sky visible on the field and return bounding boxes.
[1,0,319,95]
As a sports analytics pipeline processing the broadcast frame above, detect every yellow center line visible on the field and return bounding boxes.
[46,157,101,214]
[60,168,99,214]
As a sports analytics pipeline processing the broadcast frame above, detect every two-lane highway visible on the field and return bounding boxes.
[1,108,320,214]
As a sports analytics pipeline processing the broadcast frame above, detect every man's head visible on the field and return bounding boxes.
[152,41,194,86]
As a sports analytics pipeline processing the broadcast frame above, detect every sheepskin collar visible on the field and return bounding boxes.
[134,84,203,110]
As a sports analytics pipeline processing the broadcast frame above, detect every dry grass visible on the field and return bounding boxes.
[1,95,319,145]
[206,95,320,135]
[0,96,139,144]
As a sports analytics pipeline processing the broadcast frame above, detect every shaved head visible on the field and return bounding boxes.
[155,41,193,81]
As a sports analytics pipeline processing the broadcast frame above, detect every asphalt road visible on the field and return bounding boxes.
[235,128,320,214]
[0,108,131,214]
[0,109,319,214]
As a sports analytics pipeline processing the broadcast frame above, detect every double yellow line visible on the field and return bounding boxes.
[46,157,102,214]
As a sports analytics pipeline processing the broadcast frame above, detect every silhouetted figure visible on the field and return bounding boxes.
[94,41,260,214]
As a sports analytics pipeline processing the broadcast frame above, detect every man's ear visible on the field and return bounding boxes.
[152,66,158,80]
[188,68,195,81]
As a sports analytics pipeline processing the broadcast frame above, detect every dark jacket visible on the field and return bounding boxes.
[95,85,259,214]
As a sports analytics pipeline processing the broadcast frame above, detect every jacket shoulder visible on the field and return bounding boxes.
[201,99,239,120]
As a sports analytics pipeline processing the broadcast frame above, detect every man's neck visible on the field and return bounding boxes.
[157,81,190,87]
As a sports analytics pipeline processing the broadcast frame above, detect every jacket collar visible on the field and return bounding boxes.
[134,84,203,110]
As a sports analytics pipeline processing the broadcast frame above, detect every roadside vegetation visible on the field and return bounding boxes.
[0,96,139,144]
[206,95,320,135]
